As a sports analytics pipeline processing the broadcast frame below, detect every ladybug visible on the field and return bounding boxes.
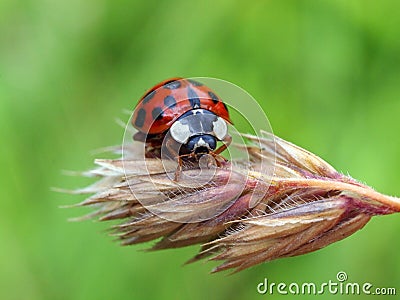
[132,78,232,162]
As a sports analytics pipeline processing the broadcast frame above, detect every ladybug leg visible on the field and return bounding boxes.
[173,153,195,181]
[163,137,183,181]
[212,153,222,167]
[209,151,226,167]
[207,135,232,168]
[214,134,232,155]
[174,155,183,181]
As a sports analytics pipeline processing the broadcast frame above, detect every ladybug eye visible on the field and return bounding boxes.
[170,120,191,144]
[212,117,228,140]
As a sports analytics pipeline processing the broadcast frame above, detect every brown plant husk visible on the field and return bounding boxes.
[66,132,400,273]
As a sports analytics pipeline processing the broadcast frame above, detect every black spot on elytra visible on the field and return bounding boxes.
[134,108,146,128]
[142,90,156,104]
[188,87,201,108]
[208,91,219,104]
[152,107,164,121]
[187,79,203,86]
[164,95,176,108]
[163,80,181,90]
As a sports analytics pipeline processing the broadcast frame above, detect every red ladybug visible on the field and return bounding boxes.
[132,78,232,160]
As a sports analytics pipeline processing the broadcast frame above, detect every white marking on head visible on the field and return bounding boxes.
[196,137,209,148]
[170,121,190,144]
[212,117,228,140]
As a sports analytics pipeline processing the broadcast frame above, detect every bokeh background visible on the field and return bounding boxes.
[1,1,400,299]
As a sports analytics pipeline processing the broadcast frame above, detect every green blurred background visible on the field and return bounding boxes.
[1,0,400,299]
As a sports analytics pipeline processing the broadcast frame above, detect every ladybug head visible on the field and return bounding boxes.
[180,134,217,155]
